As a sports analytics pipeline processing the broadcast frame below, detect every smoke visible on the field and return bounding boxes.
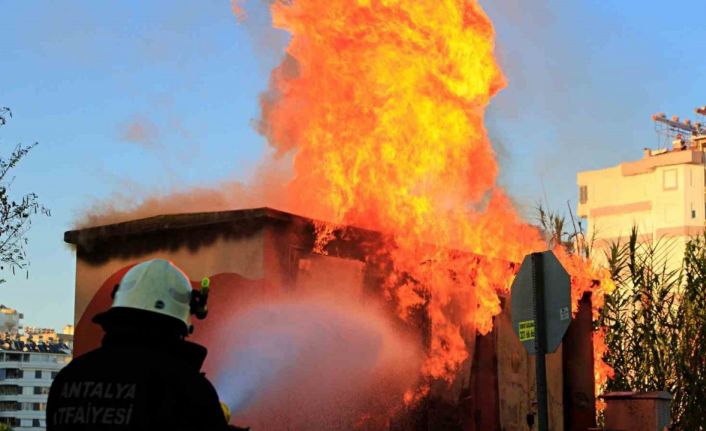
[74,151,293,228]
[74,0,291,229]
[211,295,421,430]
[481,0,679,211]
[231,0,288,71]
[119,116,160,149]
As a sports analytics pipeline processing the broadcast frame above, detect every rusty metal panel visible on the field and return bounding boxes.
[468,331,500,430]
[562,293,597,430]
[546,344,564,430]
[497,296,532,430]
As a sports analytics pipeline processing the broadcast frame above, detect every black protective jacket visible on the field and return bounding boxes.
[47,331,229,431]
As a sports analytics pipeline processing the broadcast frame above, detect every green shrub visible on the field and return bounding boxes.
[599,228,706,429]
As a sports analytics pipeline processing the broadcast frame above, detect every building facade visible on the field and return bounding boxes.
[0,308,72,431]
[577,146,706,268]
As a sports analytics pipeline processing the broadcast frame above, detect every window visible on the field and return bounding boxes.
[0,401,19,412]
[663,169,678,190]
[4,369,23,379]
[51,371,58,379]
[0,385,19,395]
[33,386,50,395]
[579,185,588,204]
[0,417,20,427]
[20,402,45,411]
[33,419,40,427]
[34,370,42,379]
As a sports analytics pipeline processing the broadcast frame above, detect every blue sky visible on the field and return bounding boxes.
[1,0,704,329]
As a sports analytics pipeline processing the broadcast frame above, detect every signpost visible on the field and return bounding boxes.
[511,251,571,431]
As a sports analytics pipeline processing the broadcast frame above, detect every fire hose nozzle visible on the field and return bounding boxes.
[190,277,211,319]
[221,401,251,430]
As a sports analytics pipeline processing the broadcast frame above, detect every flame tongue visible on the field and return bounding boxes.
[266,0,503,227]
[255,0,545,381]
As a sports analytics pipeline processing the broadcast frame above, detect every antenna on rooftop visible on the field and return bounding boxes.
[652,107,706,151]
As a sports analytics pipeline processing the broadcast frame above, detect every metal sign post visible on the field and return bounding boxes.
[531,252,549,431]
[511,250,571,431]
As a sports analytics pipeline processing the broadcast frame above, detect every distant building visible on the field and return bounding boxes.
[23,328,73,352]
[0,306,22,335]
[0,310,72,431]
[577,112,706,269]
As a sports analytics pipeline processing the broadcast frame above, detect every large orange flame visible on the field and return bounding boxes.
[256,0,544,381]
[236,0,612,401]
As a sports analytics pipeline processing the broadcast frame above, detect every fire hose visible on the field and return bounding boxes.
[199,279,249,431]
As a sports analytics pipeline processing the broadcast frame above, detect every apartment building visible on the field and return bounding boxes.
[0,307,72,431]
[577,111,706,269]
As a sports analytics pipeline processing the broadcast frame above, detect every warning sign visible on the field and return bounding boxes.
[518,320,535,342]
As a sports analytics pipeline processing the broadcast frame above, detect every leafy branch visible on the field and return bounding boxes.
[0,107,50,283]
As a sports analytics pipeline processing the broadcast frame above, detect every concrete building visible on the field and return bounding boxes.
[0,309,72,431]
[577,125,706,269]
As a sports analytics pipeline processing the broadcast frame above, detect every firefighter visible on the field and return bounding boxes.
[47,259,245,430]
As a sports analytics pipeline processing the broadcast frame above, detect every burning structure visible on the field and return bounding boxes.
[62,1,613,429]
[65,207,596,430]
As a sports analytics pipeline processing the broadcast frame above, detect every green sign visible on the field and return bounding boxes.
[519,320,535,342]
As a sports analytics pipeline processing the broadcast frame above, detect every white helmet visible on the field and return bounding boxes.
[112,259,193,330]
